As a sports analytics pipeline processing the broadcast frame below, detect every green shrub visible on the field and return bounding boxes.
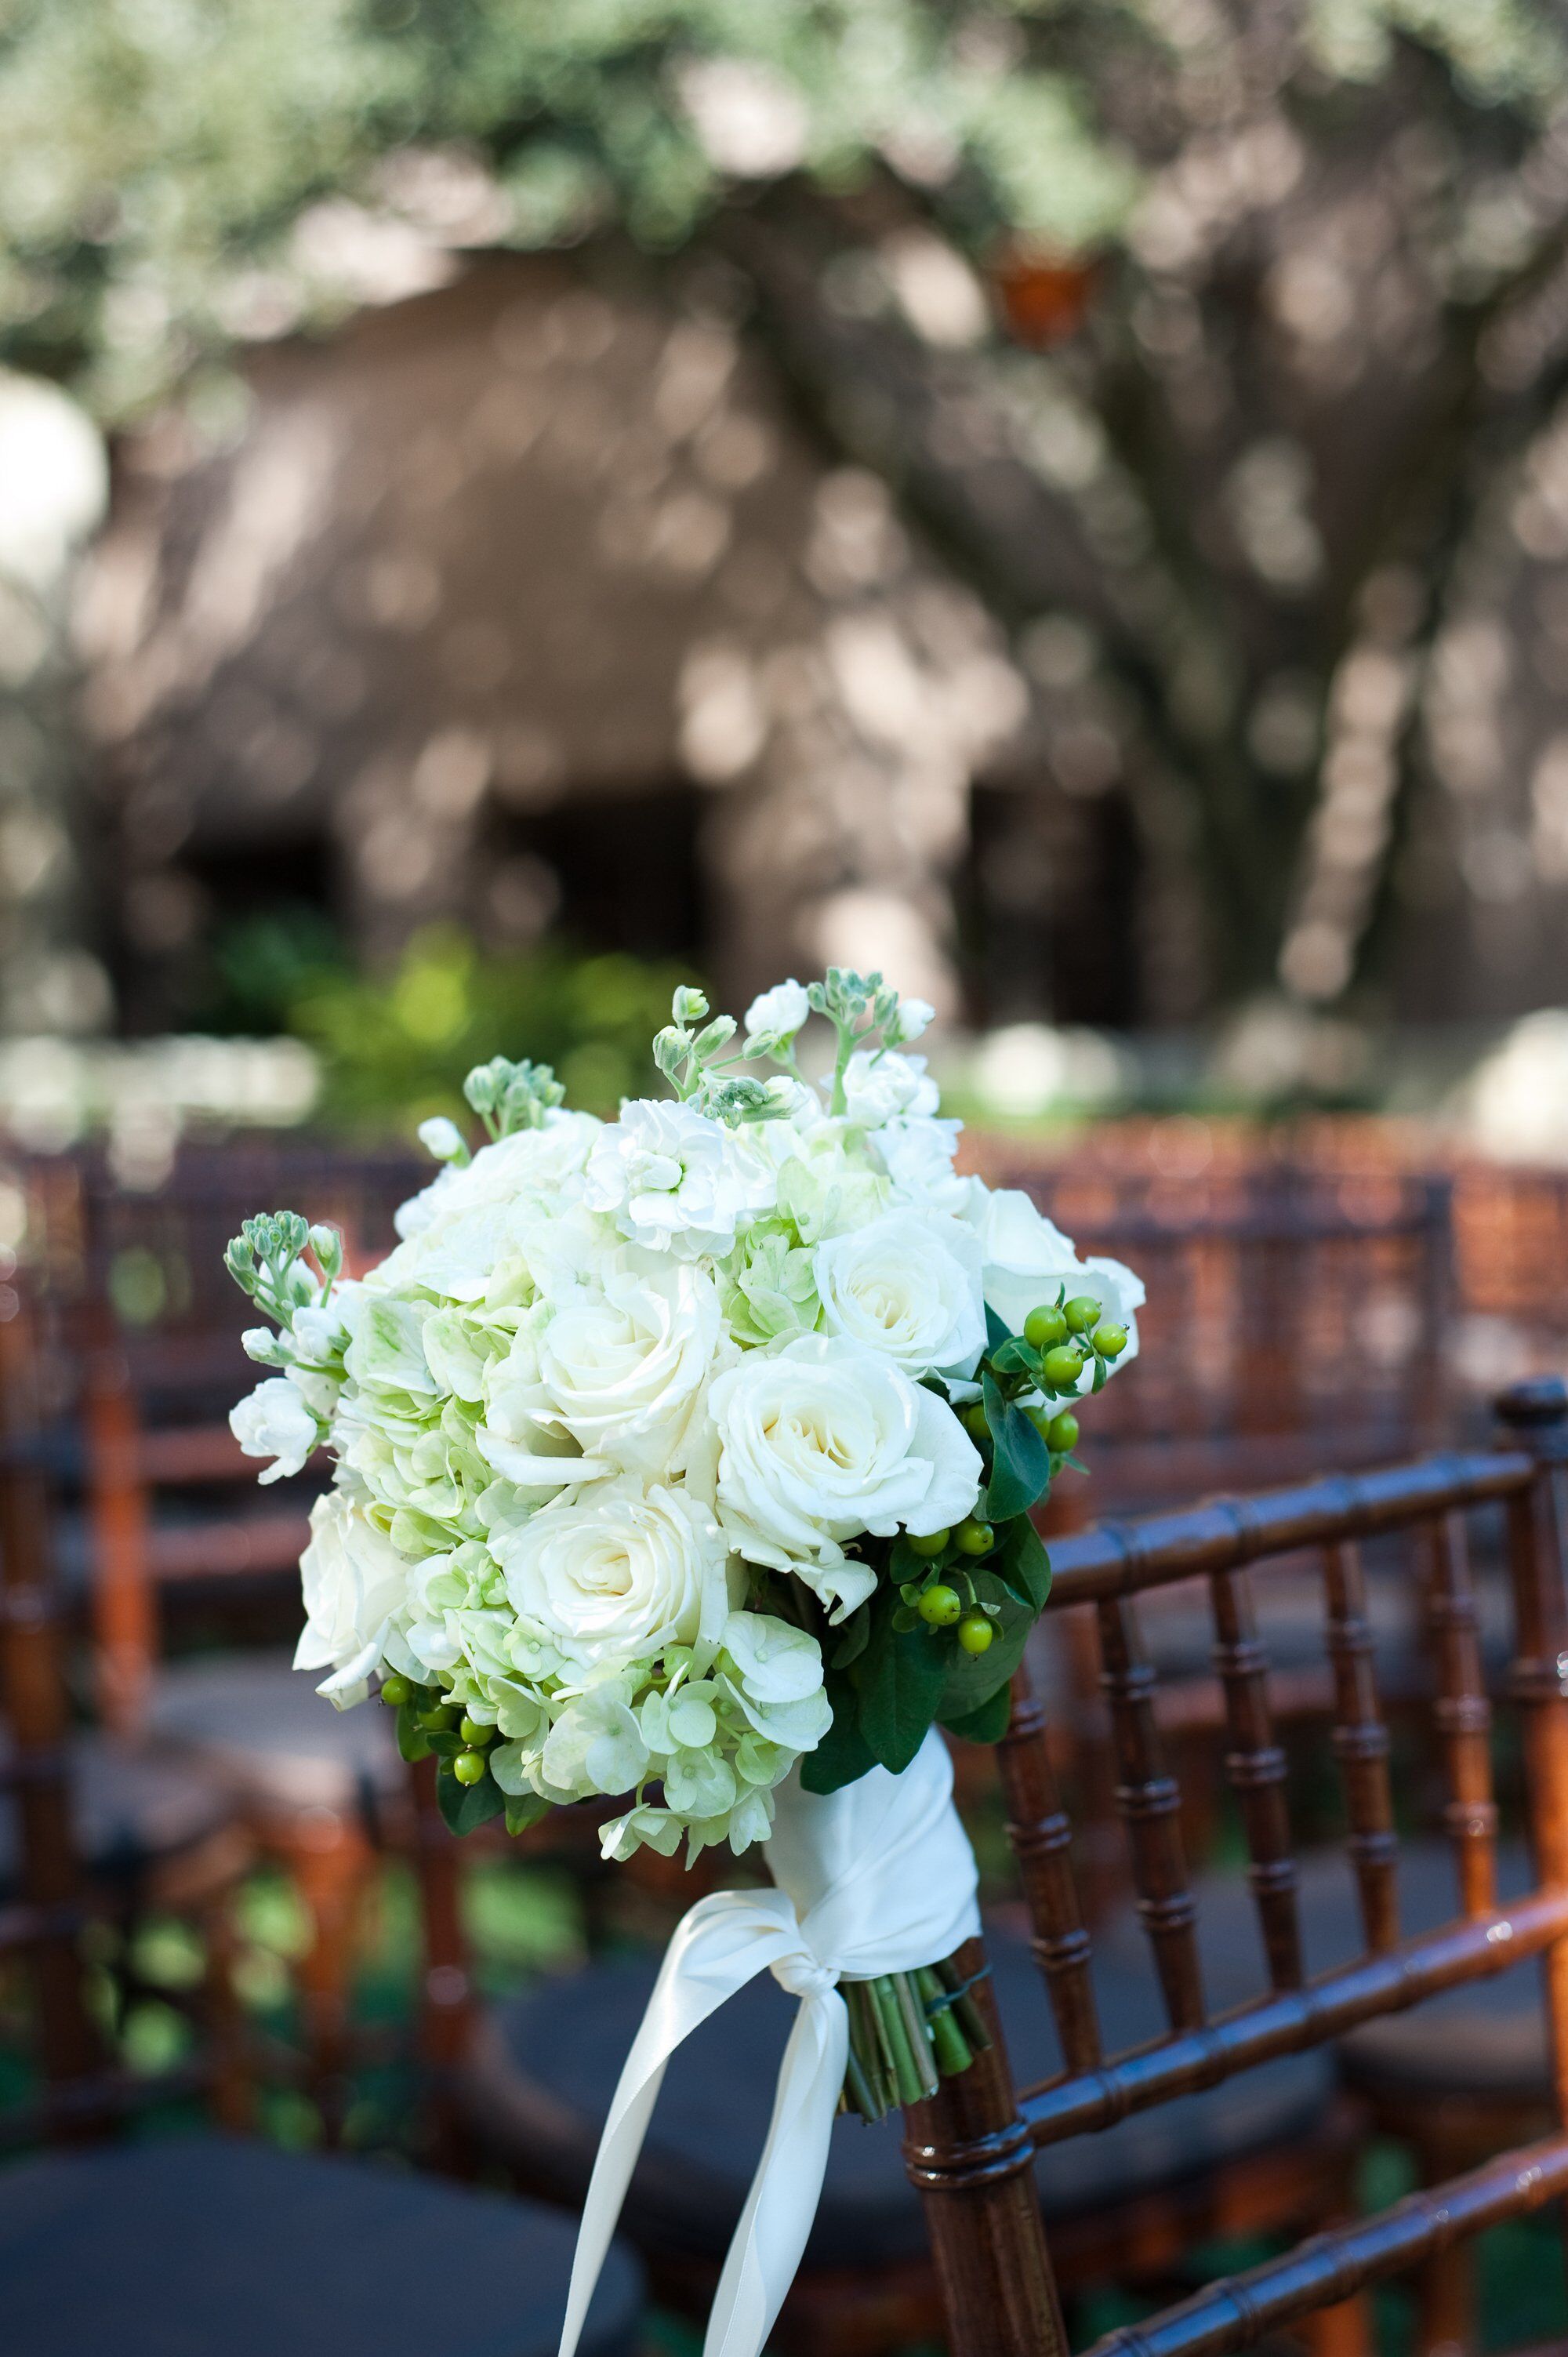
[286,925,691,1133]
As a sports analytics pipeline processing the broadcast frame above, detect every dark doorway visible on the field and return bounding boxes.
[489,783,706,964]
[958,776,1141,1028]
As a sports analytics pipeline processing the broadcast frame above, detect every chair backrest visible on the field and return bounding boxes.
[907,1378,1568,2357]
[972,1134,1454,1507]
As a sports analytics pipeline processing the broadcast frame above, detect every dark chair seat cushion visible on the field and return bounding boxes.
[1102,1842,1548,2106]
[147,1653,401,1812]
[0,1733,234,1898]
[457,1919,1332,2270]
[0,2135,641,2357]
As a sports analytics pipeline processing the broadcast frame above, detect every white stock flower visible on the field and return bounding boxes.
[890,997,935,1044]
[532,1258,724,1473]
[874,1115,971,1215]
[744,979,810,1041]
[971,1188,1145,1392]
[294,1492,410,1705]
[394,1111,601,1240]
[584,1099,769,1257]
[709,1333,982,1618]
[814,1209,984,1378]
[496,1474,732,1671]
[841,1049,940,1128]
[230,1376,319,1484]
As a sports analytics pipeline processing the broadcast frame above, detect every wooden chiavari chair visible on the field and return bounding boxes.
[0,1303,645,2357]
[16,1142,426,2137]
[909,1378,1568,2357]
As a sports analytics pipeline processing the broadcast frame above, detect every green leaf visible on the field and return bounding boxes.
[987,1335,1041,1382]
[989,1514,1051,1613]
[435,1763,506,1835]
[800,1678,877,1794]
[982,1371,1051,1524]
[858,1600,947,1774]
[424,1729,466,1759]
[829,1607,872,1669]
[504,1793,552,1838]
[937,1570,1034,1723]
[396,1703,431,1763]
[941,1684,1014,1744]
[985,1303,1012,1353]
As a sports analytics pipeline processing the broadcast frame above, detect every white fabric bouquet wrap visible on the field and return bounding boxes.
[226,970,1144,2357]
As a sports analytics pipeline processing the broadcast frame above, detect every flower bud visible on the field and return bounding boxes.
[416,1118,467,1165]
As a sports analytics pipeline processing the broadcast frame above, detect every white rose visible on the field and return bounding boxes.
[744,979,810,1041]
[814,1209,984,1378]
[294,1492,410,1705]
[584,1099,771,1258]
[841,1049,940,1128]
[970,1188,1145,1394]
[495,1474,732,1671]
[709,1333,982,1619]
[534,1258,724,1474]
[230,1376,320,1484]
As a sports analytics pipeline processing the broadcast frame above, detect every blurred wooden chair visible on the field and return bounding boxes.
[0,1305,256,2130]
[971,1136,1454,1510]
[0,1301,644,2357]
[904,1377,1568,2357]
[20,1142,425,2136]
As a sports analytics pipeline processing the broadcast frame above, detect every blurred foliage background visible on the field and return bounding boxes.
[3,2,1568,1139]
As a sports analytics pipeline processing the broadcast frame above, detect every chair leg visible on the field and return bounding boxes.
[276,1804,376,2147]
[200,1888,254,2133]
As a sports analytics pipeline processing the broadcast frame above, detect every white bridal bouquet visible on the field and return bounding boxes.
[229,971,1143,2348]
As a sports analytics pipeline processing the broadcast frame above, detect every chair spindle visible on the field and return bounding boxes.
[1321,1537,1399,1951]
[996,1665,1101,2071]
[1422,1510,1497,1917]
[1209,1566,1301,1988]
[1094,1595,1204,2029]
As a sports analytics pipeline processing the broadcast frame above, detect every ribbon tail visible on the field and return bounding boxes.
[702,1988,851,2357]
[557,1893,805,2357]
[557,2051,669,2357]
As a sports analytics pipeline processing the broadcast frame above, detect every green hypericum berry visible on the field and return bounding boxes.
[1096,1324,1128,1360]
[963,1401,991,1442]
[1047,1411,1080,1452]
[1063,1295,1102,1335]
[419,1702,459,1733]
[917,1583,963,1627]
[1041,1344,1085,1390]
[379,1673,412,1709]
[1024,1303,1069,1350]
[452,1751,487,1786]
[458,1716,492,1748]
[955,1518,993,1556]
[906,1527,950,1558]
[957,1614,995,1655]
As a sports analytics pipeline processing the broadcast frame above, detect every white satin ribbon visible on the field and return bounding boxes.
[557,1728,981,2357]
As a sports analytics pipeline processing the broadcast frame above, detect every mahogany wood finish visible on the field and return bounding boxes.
[0,1309,101,2126]
[906,1381,1568,2357]
[1321,1538,1400,1952]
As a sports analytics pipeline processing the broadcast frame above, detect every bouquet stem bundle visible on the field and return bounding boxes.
[840,1956,990,2121]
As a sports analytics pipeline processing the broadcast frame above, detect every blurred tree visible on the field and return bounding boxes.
[3,1,1567,1011]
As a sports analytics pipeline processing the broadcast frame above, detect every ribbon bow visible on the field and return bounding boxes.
[557,1730,980,2357]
